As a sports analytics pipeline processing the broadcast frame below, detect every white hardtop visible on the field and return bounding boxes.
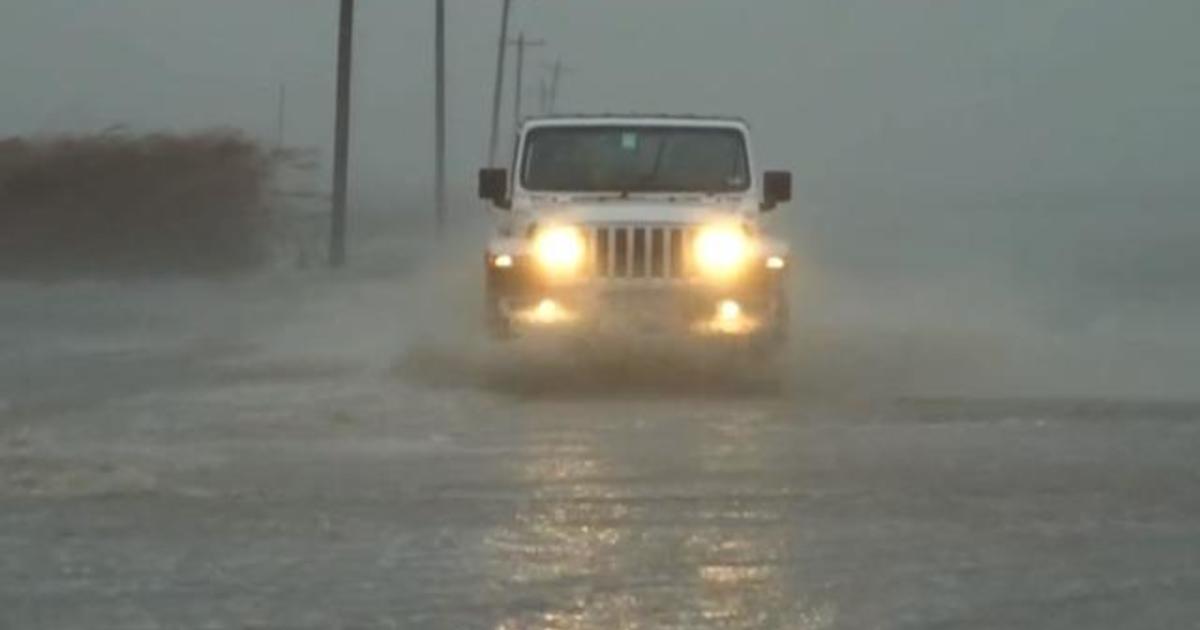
[520,114,749,132]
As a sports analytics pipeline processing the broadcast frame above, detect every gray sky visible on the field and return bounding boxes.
[4,1,1197,208]
[3,1,1198,322]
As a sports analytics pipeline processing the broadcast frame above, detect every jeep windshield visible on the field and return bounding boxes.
[520,126,750,193]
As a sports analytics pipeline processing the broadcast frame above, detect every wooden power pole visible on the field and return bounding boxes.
[486,0,513,167]
[434,0,447,237]
[275,83,287,150]
[329,0,355,267]
[509,32,546,136]
[547,57,568,113]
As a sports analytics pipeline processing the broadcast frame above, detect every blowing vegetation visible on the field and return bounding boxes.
[0,131,275,278]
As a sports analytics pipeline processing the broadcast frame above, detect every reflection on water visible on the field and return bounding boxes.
[485,410,837,628]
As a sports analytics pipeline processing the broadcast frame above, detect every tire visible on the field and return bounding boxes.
[749,290,789,354]
[485,261,515,341]
[485,297,514,341]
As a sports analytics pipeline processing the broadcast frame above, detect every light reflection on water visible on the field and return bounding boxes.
[485,411,837,629]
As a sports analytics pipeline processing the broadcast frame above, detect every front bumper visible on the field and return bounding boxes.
[487,255,786,338]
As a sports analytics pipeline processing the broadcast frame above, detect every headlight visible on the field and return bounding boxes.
[533,226,585,274]
[694,226,748,278]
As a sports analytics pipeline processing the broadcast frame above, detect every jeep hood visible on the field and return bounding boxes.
[523,199,751,225]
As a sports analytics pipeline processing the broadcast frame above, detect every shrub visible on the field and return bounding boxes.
[0,131,275,277]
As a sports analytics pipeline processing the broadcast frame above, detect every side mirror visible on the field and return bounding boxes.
[761,170,792,211]
[478,168,511,210]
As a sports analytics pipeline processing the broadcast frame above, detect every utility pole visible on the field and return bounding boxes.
[486,0,512,167]
[547,57,566,113]
[275,83,287,150]
[434,0,447,237]
[510,32,546,136]
[538,78,549,114]
[329,0,355,267]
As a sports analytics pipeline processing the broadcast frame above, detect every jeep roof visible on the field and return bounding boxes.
[519,113,750,131]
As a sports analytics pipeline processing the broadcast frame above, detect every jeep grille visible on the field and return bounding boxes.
[584,225,696,281]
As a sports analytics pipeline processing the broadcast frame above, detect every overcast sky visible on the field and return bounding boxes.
[4,0,1197,212]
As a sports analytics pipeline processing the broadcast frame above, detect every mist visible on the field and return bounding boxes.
[9,4,1200,625]
[3,0,1197,398]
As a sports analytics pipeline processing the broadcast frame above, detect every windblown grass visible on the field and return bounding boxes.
[0,130,275,277]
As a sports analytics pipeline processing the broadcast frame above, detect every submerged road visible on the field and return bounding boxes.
[2,265,1199,629]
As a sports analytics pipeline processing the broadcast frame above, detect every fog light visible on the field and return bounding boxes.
[717,299,741,321]
[766,256,785,270]
[493,254,514,268]
[536,298,559,319]
[515,298,574,325]
[695,299,757,335]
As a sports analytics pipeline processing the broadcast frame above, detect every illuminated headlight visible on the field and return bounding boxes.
[694,226,748,277]
[533,226,585,274]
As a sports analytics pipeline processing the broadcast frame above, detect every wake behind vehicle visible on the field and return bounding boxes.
[479,114,792,351]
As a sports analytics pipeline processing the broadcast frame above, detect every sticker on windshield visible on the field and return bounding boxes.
[620,132,638,150]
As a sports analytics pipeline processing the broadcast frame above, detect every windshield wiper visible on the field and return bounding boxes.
[565,191,630,202]
[622,137,671,195]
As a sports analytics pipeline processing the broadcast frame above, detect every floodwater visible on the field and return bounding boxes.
[2,248,1199,629]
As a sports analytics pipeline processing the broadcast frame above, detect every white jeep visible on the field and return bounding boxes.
[479,114,791,350]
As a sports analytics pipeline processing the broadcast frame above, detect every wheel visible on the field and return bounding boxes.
[485,297,514,341]
[746,290,789,356]
[485,261,516,341]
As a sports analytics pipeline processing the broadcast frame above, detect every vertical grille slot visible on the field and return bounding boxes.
[669,228,685,278]
[632,228,647,277]
[650,228,664,277]
[595,228,610,277]
[613,228,628,277]
[686,225,700,274]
